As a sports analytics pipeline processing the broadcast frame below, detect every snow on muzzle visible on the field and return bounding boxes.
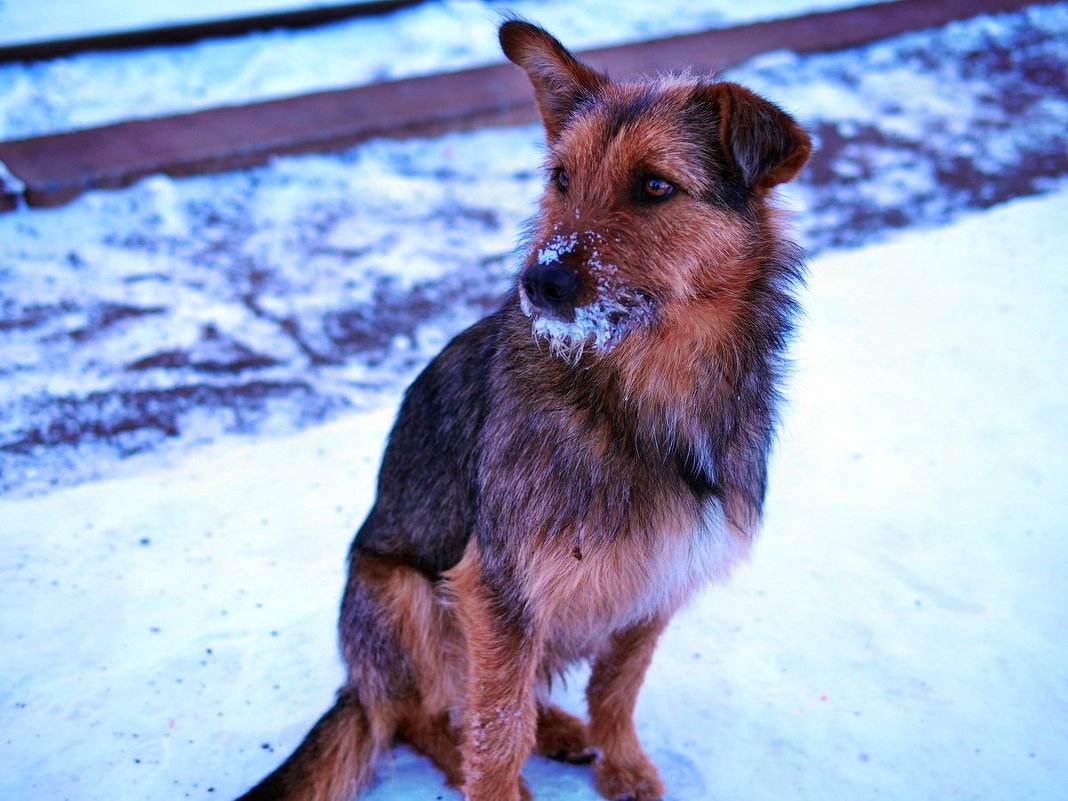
[518,231,653,360]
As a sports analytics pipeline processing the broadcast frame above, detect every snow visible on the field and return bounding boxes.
[529,300,624,360]
[0,0,883,140]
[0,126,547,494]
[536,232,581,265]
[0,0,375,48]
[2,182,1066,801]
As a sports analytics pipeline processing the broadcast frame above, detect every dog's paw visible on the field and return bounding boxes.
[593,753,666,801]
[536,704,597,764]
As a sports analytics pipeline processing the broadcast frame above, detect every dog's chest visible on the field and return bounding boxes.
[540,498,747,658]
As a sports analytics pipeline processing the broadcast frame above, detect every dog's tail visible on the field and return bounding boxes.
[236,689,389,801]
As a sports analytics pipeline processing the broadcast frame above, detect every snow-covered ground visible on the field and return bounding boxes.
[0,0,380,49]
[0,0,888,53]
[1,2,1067,800]
[2,184,1065,801]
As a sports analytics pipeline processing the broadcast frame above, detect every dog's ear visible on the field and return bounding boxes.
[499,19,607,140]
[707,82,811,192]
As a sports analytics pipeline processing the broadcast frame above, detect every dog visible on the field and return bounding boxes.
[235,18,810,801]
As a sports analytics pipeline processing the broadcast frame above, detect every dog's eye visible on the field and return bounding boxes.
[642,177,675,201]
[552,168,570,193]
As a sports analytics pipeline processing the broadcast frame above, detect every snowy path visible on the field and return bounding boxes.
[2,186,1065,801]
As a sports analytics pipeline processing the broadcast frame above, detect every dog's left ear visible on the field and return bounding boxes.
[706,82,812,192]
[500,19,607,140]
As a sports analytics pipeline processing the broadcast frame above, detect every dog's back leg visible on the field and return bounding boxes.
[396,709,464,787]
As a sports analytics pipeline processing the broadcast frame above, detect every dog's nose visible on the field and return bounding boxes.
[522,261,579,310]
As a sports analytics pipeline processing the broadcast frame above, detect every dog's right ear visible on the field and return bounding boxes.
[499,19,607,140]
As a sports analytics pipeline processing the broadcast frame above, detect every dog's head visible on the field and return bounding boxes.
[500,20,811,362]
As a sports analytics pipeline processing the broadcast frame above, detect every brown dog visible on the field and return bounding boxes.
[236,18,810,801]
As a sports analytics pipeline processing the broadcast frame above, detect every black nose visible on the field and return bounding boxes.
[522,260,579,310]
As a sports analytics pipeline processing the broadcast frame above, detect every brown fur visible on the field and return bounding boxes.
[235,19,810,801]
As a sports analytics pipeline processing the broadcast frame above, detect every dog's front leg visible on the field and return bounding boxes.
[587,616,670,801]
[451,553,542,801]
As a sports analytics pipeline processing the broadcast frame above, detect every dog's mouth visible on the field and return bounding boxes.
[519,271,653,361]
[517,230,656,361]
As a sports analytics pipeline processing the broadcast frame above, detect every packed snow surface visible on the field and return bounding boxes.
[2,185,1065,801]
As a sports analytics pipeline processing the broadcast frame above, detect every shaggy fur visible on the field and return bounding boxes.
[235,19,810,801]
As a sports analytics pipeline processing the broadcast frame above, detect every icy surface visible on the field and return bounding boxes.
[1,187,1065,801]
[0,128,543,493]
[0,0,881,140]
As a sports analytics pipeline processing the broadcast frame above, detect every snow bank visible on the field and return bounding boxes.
[2,186,1065,800]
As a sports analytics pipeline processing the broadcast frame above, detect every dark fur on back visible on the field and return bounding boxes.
[235,19,810,801]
